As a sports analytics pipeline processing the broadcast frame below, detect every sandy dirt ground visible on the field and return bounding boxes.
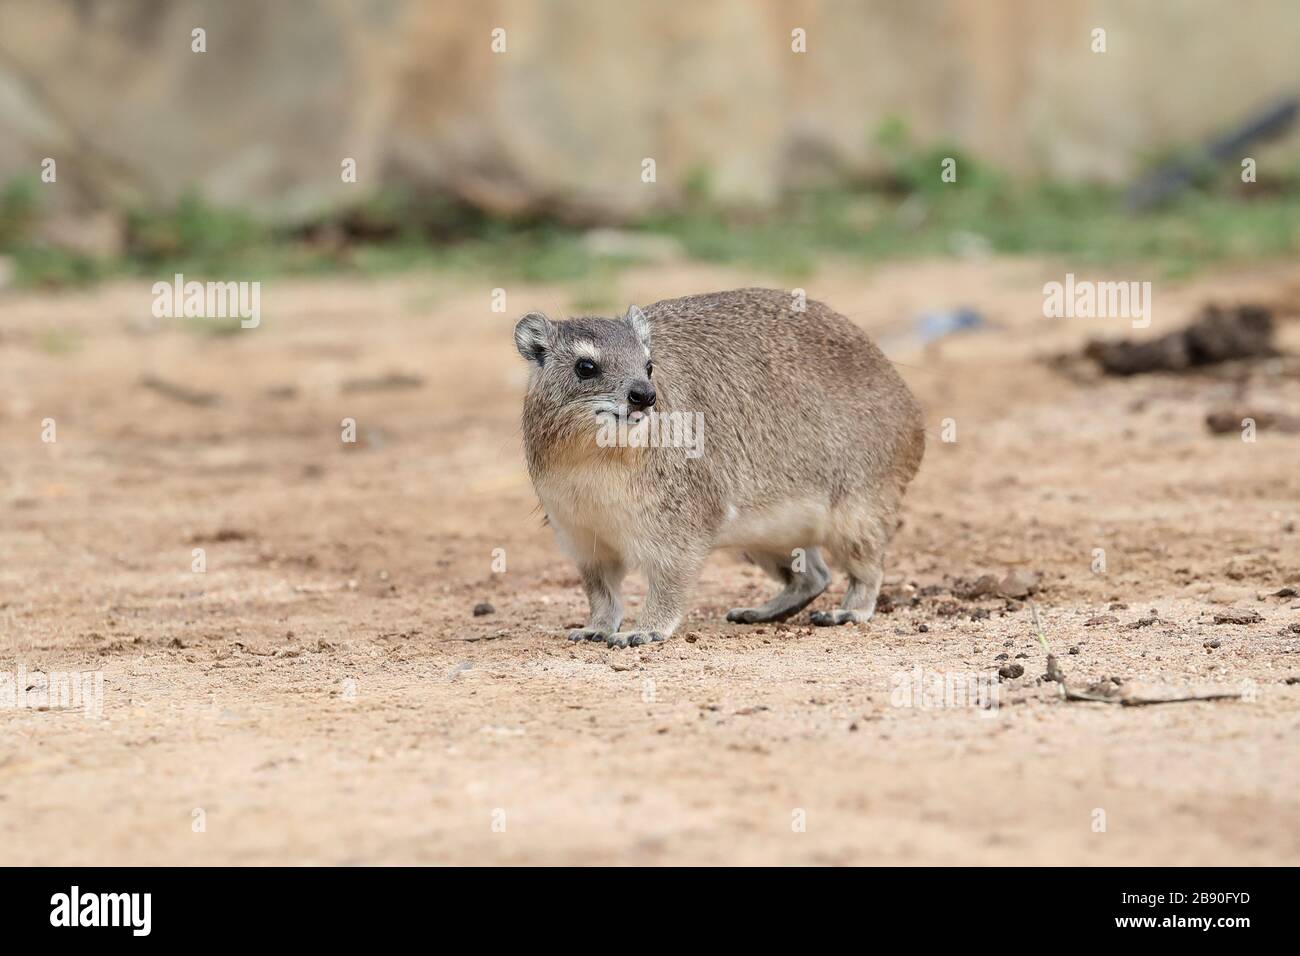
[1,257,1298,865]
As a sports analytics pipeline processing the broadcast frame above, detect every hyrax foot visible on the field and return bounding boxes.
[607,630,667,649]
[727,547,830,625]
[726,593,820,625]
[810,609,873,627]
[567,628,609,642]
[728,590,816,629]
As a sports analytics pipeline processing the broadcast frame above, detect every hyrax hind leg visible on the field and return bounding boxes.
[811,512,889,627]
[727,547,830,624]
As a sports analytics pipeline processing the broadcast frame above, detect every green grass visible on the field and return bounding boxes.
[3,130,1300,292]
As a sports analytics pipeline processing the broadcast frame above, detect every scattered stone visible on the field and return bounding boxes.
[1213,608,1262,625]
[1108,602,1128,611]
[684,633,699,643]
[472,602,495,617]
[1273,587,1297,598]
[1125,615,1160,630]
[994,653,1009,661]
[998,663,1024,680]
[956,574,999,600]
[1085,614,1118,627]
[1068,645,1080,655]
[1204,639,1221,649]
[997,569,1039,600]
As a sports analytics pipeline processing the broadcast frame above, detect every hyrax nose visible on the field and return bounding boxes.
[627,382,657,411]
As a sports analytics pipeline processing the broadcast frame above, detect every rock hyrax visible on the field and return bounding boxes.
[514,288,924,648]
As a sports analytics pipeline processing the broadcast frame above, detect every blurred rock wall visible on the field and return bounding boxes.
[1,0,1297,223]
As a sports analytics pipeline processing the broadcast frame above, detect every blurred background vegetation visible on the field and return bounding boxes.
[4,114,1300,296]
[4,0,1300,303]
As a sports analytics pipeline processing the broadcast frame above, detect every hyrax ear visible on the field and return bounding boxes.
[514,311,553,365]
[625,304,650,347]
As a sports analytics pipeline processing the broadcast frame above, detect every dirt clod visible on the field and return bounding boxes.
[956,574,1000,599]
[1206,408,1300,435]
[1214,608,1263,625]
[998,569,1039,600]
[1084,303,1275,376]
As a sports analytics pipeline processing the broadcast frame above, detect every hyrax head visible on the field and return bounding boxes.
[514,305,656,433]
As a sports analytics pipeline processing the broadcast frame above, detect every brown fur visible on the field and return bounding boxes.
[515,288,924,646]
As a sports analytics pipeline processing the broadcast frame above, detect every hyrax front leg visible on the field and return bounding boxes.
[568,560,626,642]
[607,550,705,649]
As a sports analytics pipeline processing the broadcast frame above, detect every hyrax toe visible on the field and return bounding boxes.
[627,631,665,646]
[568,628,608,642]
[607,631,666,648]
[810,609,871,627]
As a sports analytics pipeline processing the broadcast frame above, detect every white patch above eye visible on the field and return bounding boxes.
[573,341,602,362]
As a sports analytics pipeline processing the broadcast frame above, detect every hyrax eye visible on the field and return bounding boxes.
[574,359,599,379]
[646,362,654,377]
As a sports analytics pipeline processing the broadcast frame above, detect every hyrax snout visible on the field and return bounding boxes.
[514,288,924,648]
